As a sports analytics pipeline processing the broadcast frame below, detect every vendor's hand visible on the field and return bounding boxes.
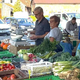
[30,35,38,40]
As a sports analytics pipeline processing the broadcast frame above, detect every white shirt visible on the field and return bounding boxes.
[45,27,62,42]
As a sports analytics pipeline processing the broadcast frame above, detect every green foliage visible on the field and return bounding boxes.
[54,52,80,62]
[13,0,22,13]
[28,39,58,56]
[18,49,28,54]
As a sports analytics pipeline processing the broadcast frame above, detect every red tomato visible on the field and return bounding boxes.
[1,42,5,47]
[10,74,16,80]
[6,68,9,71]
[11,65,15,69]
[7,77,11,80]
[7,64,11,67]
[3,76,8,80]
[7,64,11,68]
[1,64,6,66]
[9,66,13,70]
[1,69,4,71]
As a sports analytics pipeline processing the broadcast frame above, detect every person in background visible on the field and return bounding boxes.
[63,17,77,34]
[28,6,50,46]
[60,37,74,55]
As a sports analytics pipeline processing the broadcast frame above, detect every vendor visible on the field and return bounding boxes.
[63,17,77,34]
[28,7,50,46]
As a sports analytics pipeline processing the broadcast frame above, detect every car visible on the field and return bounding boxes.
[10,18,34,31]
[4,17,14,24]
[67,13,80,26]
[49,13,70,31]
[0,19,11,35]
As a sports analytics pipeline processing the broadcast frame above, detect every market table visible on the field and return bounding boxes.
[9,45,35,55]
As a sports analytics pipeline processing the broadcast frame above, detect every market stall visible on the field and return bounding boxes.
[0,32,80,80]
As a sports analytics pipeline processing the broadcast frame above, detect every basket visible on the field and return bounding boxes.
[24,75,63,80]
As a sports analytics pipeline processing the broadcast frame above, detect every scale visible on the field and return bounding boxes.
[10,29,30,46]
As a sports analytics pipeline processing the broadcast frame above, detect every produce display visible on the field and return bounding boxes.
[53,61,73,76]
[0,64,15,71]
[0,42,10,50]
[52,61,80,80]
[40,51,57,59]
[54,52,80,62]
[24,62,52,76]
[1,74,16,80]
[18,49,28,54]
[18,49,37,62]
[58,68,80,80]
[33,66,52,74]
[27,39,58,56]
[0,38,80,80]
[0,61,11,64]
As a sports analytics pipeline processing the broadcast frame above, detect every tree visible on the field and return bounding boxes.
[13,0,22,13]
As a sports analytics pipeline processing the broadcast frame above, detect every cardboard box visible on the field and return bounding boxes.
[9,45,35,55]
[0,69,29,80]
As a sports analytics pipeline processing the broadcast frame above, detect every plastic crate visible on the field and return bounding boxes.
[1,58,12,62]
[24,75,63,80]
[0,51,15,58]
[21,62,52,76]
[0,53,15,58]
[1,57,20,62]
[0,50,9,54]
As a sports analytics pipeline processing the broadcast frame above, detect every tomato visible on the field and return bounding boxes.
[10,74,16,80]
[0,69,4,71]
[1,42,5,47]
[3,76,8,80]
[9,66,13,70]
[3,44,8,50]
[1,64,6,66]
[6,68,9,71]
[7,78,11,80]
[11,65,15,69]
[7,64,11,68]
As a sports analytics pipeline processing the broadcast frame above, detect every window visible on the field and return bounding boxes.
[10,0,12,3]
[62,14,68,21]
[55,14,61,18]
[2,0,4,2]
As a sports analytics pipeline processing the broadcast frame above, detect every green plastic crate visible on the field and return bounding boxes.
[0,50,9,54]
[0,50,15,58]
[1,58,12,62]
[24,75,63,80]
